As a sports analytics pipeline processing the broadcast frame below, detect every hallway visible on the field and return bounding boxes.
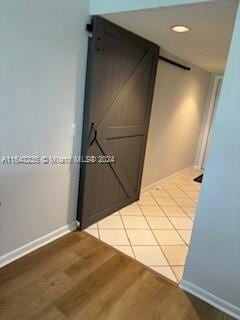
[86,167,202,283]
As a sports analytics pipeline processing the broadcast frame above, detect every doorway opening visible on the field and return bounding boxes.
[80,0,238,283]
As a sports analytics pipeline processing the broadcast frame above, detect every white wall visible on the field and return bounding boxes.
[0,0,90,257]
[90,0,211,15]
[182,2,240,317]
[142,51,211,188]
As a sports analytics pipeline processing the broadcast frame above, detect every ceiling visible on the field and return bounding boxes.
[103,0,239,73]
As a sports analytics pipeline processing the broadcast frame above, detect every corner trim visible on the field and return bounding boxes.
[0,221,78,268]
[196,74,223,169]
[180,280,240,320]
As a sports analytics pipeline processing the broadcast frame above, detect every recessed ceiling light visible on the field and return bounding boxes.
[171,25,191,33]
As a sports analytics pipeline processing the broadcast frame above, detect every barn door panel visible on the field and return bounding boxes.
[78,17,159,228]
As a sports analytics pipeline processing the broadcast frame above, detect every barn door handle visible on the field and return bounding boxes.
[89,122,98,146]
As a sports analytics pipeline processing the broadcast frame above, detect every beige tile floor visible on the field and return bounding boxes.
[85,167,202,283]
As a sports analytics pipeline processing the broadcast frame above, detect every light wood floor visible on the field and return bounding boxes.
[0,231,234,320]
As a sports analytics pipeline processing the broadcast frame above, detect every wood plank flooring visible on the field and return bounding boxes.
[0,231,234,320]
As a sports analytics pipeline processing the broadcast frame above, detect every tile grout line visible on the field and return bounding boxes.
[137,203,178,283]
[161,172,200,244]
[121,200,178,282]
[147,185,189,246]
[119,209,136,259]
[94,169,200,284]
[159,182,195,246]
[148,171,198,277]
[172,179,200,203]
[142,176,196,231]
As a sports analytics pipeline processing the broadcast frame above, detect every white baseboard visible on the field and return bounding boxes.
[180,280,240,320]
[0,221,78,268]
[141,166,195,192]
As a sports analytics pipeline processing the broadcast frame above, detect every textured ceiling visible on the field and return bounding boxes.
[104,0,239,73]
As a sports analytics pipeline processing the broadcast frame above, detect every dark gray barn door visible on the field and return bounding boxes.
[78,16,159,229]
